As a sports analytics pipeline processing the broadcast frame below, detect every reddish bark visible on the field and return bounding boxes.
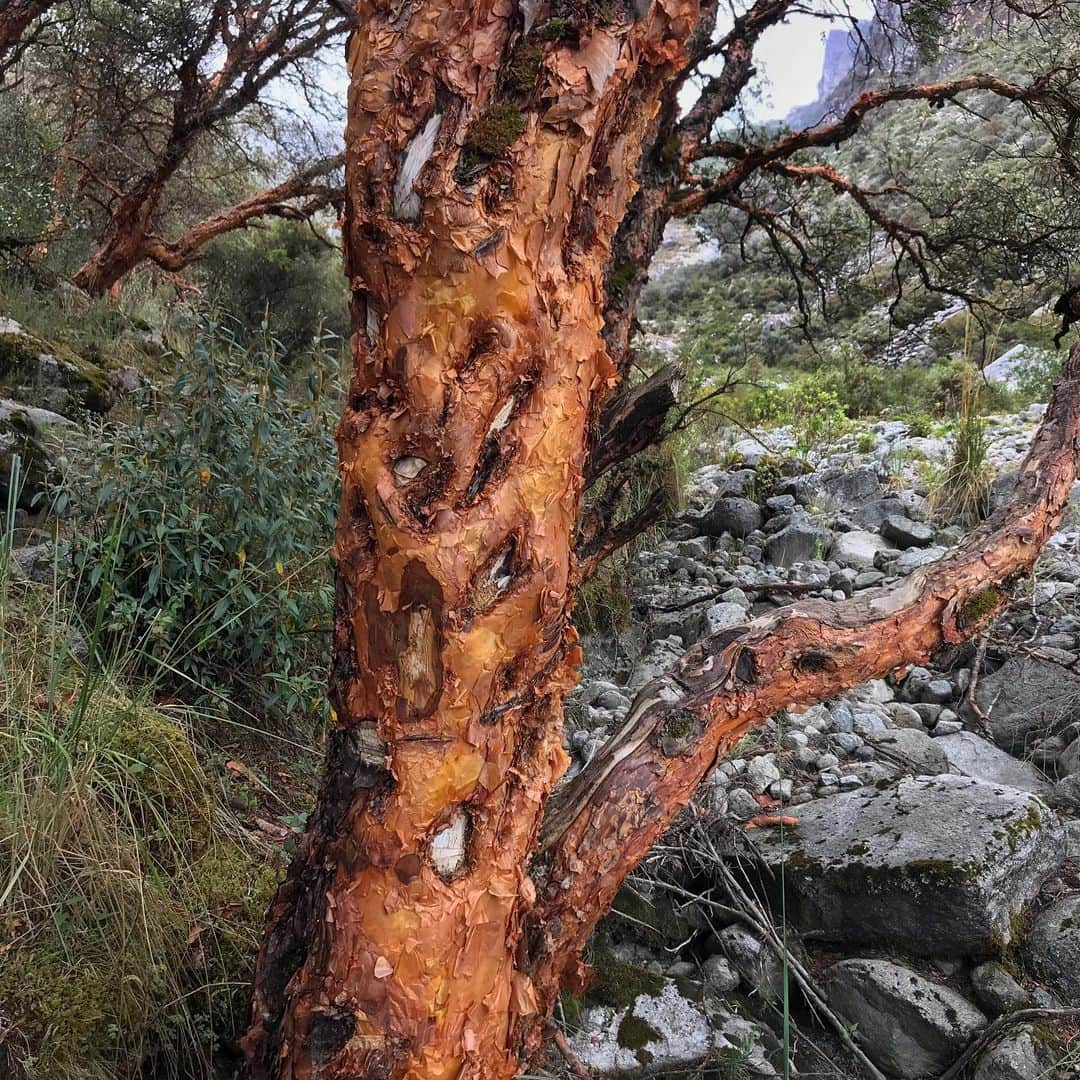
[238,2,1080,1077]
[242,3,701,1078]
[71,156,344,293]
[67,1,349,295]
[0,0,52,57]
[141,155,345,272]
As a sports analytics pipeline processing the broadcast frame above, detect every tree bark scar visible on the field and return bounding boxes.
[363,560,445,721]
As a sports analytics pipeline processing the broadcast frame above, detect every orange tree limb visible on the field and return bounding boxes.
[521,342,1080,1045]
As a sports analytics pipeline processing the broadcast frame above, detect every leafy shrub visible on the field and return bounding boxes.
[903,411,934,438]
[785,376,853,458]
[199,220,349,355]
[1011,348,1063,404]
[61,317,340,724]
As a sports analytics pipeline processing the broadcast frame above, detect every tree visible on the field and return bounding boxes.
[0,0,55,61]
[242,2,1080,1078]
[3,0,350,292]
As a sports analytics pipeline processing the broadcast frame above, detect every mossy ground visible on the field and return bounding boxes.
[0,330,114,412]
[0,573,290,1079]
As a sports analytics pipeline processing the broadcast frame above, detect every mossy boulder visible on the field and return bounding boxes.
[568,981,751,1076]
[0,403,67,510]
[749,775,1065,957]
[0,329,115,414]
[1019,893,1080,1004]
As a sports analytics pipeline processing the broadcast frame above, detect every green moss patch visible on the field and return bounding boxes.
[463,104,527,160]
[617,1011,661,1062]
[504,43,544,93]
[585,949,667,1010]
[0,330,114,412]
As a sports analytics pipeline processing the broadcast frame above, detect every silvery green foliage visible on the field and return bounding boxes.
[64,315,339,724]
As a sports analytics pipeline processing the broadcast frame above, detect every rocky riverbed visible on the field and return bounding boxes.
[563,411,1080,1078]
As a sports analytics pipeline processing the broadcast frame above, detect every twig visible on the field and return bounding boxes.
[653,872,890,1080]
[715,859,892,1080]
[938,1007,1080,1080]
[963,632,993,736]
[549,1026,592,1079]
[652,580,821,614]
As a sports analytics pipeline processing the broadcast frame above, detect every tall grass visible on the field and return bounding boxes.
[0,457,280,1080]
[932,322,995,525]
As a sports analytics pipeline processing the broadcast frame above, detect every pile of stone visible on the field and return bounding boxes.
[566,427,1080,1078]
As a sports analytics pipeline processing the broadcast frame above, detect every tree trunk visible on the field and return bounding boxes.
[0,0,52,56]
[242,3,700,1078]
[242,2,1080,1076]
[71,190,160,295]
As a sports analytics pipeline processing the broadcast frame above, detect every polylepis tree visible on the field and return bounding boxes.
[242,2,1080,1078]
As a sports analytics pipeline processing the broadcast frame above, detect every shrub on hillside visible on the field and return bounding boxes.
[60,317,340,724]
[199,220,349,355]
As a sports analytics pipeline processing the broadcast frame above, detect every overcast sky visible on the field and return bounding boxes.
[738,2,875,119]
[290,5,879,146]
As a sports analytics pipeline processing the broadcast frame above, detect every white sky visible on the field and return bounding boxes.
[736,3,875,119]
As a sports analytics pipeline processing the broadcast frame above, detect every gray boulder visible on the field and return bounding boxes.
[763,518,831,568]
[567,982,721,1076]
[827,958,986,1079]
[568,983,780,1077]
[687,466,756,501]
[972,1026,1057,1080]
[894,545,947,575]
[1051,774,1080,812]
[1020,893,1080,1004]
[970,961,1034,1016]
[830,530,890,571]
[626,636,684,695]
[856,494,910,529]
[1059,734,1080,776]
[705,601,747,635]
[971,655,1080,754]
[750,775,1065,956]
[715,924,784,998]
[937,731,1053,796]
[866,727,949,774]
[0,406,63,511]
[881,513,935,548]
[816,465,882,507]
[696,496,763,539]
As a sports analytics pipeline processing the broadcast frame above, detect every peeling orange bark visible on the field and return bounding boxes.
[242,0,1080,1074]
[243,3,701,1078]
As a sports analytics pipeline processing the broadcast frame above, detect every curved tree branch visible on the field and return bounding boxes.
[141,153,345,272]
[0,0,53,60]
[522,342,1080,1047]
[676,71,1080,213]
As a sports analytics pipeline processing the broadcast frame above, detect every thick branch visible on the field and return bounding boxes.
[0,0,53,57]
[141,153,345,271]
[677,72,1080,213]
[525,343,1080,1036]
[586,363,682,486]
